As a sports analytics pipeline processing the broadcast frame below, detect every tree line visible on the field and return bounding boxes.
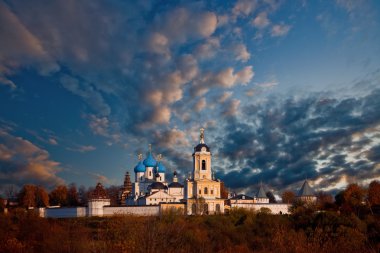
[1,180,380,213]
[0,183,122,209]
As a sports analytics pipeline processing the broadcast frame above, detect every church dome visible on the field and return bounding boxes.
[149,182,168,190]
[143,153,157,167]
[168,182,183,188]
[134,161,145,173]
[194,143,210,152]
[156,162,166,173]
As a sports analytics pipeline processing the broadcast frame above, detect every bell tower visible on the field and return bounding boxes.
[192,128,212,180]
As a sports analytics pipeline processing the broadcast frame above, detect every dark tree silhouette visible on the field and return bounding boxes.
[266,191,277,203]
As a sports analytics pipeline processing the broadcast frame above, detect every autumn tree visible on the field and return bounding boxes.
[316,191,334,210]
[67,183,80,206]
[220,182,229,199]
[0,196,5,211]
[49,185,68,206]
[266,191,277,203]
[18,184,49,207]
[78,185,88,205]
[368,180,380,206]
[106,185,120,206]
[18,184,36,208]
[35,186,49,207]
[4,184,19,199]
[337,183,366,216]
[281,191,295,204]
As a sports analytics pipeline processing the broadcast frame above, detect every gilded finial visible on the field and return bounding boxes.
[148,144,152,153]
[200,128,205,144]
[157,154,162,161]
[138,153,142,160]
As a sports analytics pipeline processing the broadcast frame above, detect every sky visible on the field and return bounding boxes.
[1,0,380,196]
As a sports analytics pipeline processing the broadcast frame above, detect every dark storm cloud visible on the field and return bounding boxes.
[216,88,380,192]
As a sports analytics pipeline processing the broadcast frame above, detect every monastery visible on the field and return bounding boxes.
[38,129,315,218]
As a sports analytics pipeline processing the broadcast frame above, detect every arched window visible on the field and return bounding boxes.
[149,171,152,176]
[202,160,206,170]
[211,189,214,195]
[192,204,196,215]
[203,203,208,214]
[204,187,208,194]
[199,189,201,194]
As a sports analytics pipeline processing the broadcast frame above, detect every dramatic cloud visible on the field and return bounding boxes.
[0,2,58,77]
[0,129,64,188]
[1,0,379,193]
[216,88,380,194]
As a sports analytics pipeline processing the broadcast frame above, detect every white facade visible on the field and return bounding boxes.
[128,147,184,205]
[88,198,111,217]
[137,191,176,205]
[184,128,225,215]
[231,203,291,214]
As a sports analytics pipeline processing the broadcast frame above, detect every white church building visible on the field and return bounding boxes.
[37,128,316,218]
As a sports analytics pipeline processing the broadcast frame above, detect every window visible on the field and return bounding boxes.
[211,190,214,195]
[202,160,206,170]
[140,176,143,180]
[199,189,201,194]
[216,204,221,213]
[204,187,208,194]
[149,171,152,176]
[204,203,208,214]
[192,204,196,214]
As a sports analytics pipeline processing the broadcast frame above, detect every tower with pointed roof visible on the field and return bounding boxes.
[297,180,317,203]
[255,183,269,203]
[119,172,132,205]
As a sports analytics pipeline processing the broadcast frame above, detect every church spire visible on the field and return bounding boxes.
[200,128,205,144]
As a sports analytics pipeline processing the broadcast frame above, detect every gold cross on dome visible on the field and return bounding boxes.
[200,128,205,144]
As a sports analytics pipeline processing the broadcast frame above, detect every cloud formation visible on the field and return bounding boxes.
[0,128,64,188]
[216,87,380,194]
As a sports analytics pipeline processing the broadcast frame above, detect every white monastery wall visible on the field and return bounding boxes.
[103,206,160,216]
[231,203,291,214]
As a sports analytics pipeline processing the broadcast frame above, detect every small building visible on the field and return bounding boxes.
[228,194,254,205]
[88,182,110,216]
